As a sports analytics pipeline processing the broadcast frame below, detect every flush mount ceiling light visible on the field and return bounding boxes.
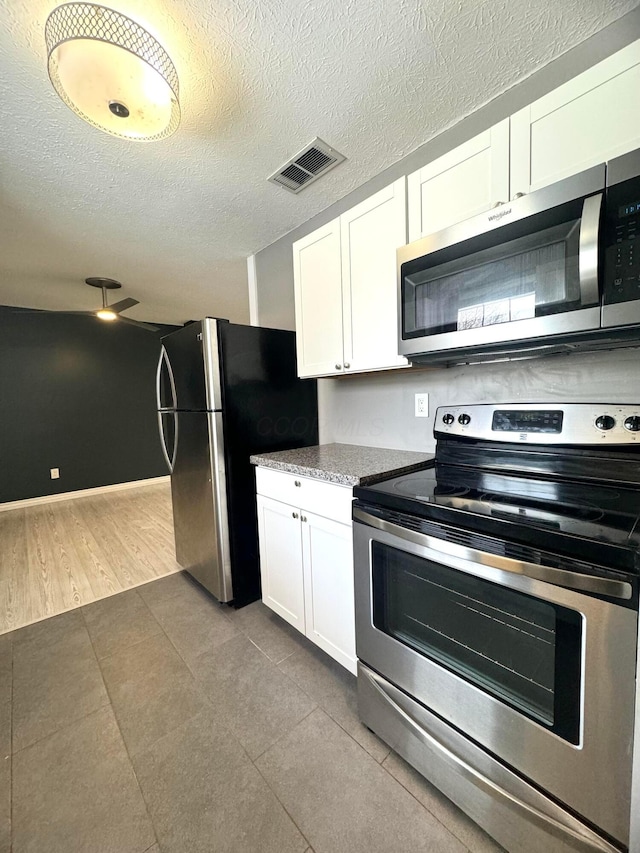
[45,3,180,140]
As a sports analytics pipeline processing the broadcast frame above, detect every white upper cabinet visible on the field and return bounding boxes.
[293,178,408,378]
[293,219,344,379]
[407,40,640,241]
[341,179,408,373]
[407,119,510,242]
[510,41,640,195]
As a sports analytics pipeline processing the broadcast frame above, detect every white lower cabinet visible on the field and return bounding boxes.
[256,495,306,633]
[256,469,357,675]
[301,510,355,673]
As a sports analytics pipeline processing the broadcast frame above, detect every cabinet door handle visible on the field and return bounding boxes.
[292,512,299,519]
[294,480,301,487]
[301,515,307,523]
[335,363,342,370]
[512,192,526,200]
[344,362,351,369]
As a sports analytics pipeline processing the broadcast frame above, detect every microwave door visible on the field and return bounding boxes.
[398,166,605,359]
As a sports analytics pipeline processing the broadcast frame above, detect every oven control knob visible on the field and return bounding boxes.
[458,413,471,426]
[624,416,640,431]
[442,413,455,425]
[595,415,616,431]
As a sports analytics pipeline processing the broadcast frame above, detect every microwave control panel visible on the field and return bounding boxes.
[604,173,640,305]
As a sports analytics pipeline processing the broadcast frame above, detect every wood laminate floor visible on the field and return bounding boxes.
[0,483,180,635]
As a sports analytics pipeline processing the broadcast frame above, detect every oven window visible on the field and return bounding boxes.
[372,543,582,744]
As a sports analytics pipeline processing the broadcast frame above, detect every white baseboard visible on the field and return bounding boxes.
[0,476,171,512]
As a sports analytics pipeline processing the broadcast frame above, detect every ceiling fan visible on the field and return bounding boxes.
[15,278,160,332]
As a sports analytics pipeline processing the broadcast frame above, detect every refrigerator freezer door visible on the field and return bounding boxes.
[160,319,223,411]
[170,410,232,601]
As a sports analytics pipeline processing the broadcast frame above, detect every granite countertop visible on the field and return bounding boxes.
[250,443,434,487]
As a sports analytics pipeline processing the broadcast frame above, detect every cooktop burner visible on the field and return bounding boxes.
[393,478,469,499]
[479,493,606,523]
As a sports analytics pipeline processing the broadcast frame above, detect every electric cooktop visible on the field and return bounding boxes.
[354,403,640,574]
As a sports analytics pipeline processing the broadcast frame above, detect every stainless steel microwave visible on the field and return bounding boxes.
[398,149,640,363]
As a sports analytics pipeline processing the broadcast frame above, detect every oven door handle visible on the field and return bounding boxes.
[353,508,632,601]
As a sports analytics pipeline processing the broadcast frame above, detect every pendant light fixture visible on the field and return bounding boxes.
[45,3,180,140]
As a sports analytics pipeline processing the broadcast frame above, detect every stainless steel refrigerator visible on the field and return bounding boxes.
[156,318,318,606]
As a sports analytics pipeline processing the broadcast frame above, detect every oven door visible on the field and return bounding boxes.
[398,166,605,359]
[353,508,637,846]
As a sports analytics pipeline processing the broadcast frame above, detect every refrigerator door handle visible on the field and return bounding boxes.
[170,412,178,471]
[156,345,178,410]
[157,411,179,473]
[207,410,232,601]
[157,412,171,471]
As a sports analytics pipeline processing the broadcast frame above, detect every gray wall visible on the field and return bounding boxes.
[254,7,640,331]
[0,307,175,503]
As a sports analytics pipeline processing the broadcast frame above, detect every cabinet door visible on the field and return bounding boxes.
[341,179,408,373]
[510,41,640,195]
[407,119,510,242]
[256,495,305,633]
[293,219,344,378]
[301,512,356,675]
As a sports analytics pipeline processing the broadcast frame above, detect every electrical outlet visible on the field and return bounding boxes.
[50,468,60,480]
[414,393,429,418]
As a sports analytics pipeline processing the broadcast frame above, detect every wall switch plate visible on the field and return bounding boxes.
[50,468,60,479]
[414,393,429,417]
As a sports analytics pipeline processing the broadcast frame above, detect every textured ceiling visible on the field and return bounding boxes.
[0,0,637,325]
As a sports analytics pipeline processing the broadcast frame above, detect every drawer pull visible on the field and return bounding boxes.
[294,480,301,487]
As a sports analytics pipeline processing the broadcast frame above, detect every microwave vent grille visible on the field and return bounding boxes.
[268,138,346,194]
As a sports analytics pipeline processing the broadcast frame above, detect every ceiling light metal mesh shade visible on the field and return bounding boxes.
[45,3,180,140]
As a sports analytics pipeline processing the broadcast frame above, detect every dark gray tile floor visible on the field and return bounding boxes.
[0,571,504,853]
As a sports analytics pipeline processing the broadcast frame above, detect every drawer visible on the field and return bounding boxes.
[255,467,353,524]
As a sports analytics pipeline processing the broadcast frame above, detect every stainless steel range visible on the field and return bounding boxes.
[353,403,640,853]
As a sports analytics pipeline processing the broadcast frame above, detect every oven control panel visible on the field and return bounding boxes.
[434,403,640,444]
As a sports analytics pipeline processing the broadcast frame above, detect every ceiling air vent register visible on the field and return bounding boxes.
[268,138,346,194]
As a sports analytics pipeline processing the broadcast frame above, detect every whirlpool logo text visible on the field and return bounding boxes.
[488,207,512,222]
